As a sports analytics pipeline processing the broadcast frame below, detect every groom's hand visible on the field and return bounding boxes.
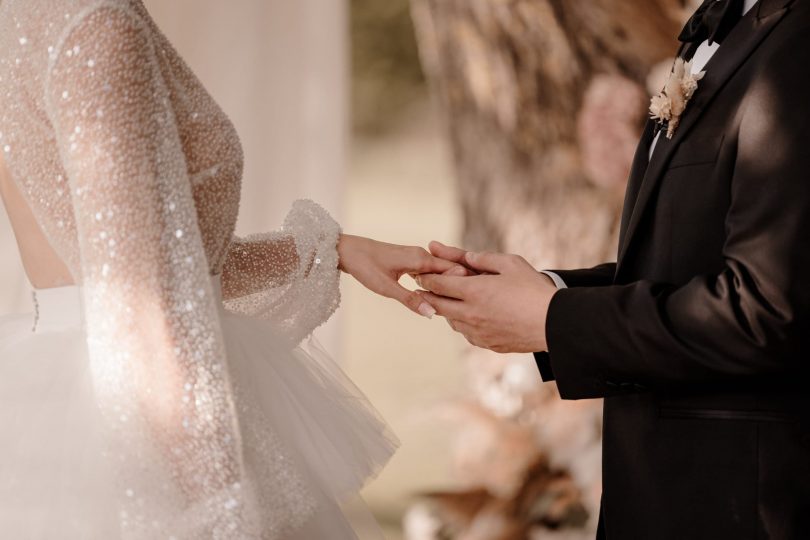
[417,248,557,353]
[337,235,466,318]
[427,241,478,276]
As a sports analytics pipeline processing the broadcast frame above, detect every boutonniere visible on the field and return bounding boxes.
[649,58,705,139]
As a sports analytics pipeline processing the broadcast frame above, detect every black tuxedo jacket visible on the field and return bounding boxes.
[535,1,810,538]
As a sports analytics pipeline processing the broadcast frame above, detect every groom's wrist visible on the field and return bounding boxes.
[532,278,568,382]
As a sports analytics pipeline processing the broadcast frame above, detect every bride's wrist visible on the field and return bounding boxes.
[336,233,353,273]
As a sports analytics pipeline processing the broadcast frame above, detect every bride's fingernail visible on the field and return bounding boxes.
[418,302,437,319]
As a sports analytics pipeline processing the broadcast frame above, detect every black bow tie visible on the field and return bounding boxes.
[678,0,746,46]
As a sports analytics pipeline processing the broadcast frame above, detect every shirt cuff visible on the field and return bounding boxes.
[540,270,568,289]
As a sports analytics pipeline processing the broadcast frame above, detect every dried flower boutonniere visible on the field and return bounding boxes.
[649,58,705,139]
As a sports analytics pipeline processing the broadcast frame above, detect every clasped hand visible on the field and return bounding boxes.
[416,241,557,354]
[337,235,557,354]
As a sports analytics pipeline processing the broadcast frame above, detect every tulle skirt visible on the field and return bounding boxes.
[0,275,397,539]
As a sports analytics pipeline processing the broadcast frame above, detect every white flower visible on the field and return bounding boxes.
[403,504,443,540]
[649,94,672,122]
[648,57,705,139]
[665,71,686,117]
[680,62,705,100]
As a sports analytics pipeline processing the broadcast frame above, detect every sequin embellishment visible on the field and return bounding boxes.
[0,0,343,537]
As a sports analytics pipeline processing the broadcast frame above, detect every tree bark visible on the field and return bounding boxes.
[411,0,685,267]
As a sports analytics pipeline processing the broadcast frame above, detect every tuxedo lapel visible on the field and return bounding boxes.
[615,0,792,273]
[617,119,656,253]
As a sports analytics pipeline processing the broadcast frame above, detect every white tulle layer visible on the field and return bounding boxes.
[0,275,397,539]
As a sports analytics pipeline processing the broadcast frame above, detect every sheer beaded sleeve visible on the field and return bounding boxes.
[44,5,259,537]
[221,199,342,345]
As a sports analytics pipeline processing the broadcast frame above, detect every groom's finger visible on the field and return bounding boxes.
[449,320,477,341]
[444,318,481,347]
[413,265,472,289]
[464,251,518,275]
[406,248,459,275]
[428,241,469,264]
[417,273,471,300]
[429,241,481,276]
[443,265,474,277]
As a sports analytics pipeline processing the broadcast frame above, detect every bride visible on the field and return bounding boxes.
[0,0,455,538]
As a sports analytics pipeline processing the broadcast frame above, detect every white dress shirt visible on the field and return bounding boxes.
[543,0,758,289]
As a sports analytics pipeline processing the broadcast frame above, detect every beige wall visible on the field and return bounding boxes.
[144,0,347,223]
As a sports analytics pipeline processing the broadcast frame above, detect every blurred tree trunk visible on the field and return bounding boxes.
[411,0,686,268]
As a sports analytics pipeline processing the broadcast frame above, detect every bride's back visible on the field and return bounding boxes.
[0,153,73,288]
[0,0,84,287]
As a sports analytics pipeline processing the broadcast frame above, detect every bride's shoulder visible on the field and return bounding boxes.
[1,0,151,49]
[0,0,158,98]
[2,0,142,20]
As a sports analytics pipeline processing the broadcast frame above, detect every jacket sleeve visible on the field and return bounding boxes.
[544,31,810,400]
[534,262,616,381]
[545,263,617,288]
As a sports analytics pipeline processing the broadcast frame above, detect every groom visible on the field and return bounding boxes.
[418,0,810,538]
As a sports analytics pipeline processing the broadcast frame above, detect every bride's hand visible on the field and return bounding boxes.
[337,234,464,318]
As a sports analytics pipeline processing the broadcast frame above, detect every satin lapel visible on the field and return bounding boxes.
[615,0,792,273]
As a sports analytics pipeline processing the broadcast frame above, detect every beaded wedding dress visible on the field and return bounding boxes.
[0,0,397,538]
